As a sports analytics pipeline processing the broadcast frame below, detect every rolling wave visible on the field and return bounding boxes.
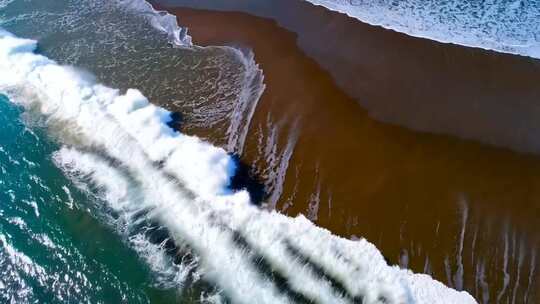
[0,29,476,303]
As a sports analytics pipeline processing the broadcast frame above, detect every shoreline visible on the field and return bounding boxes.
[154,0,540,155]
[151,1,539,302]
[297,0,540,60]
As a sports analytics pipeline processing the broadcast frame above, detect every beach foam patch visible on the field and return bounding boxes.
[119,0,192,46]
[304,0,540,59]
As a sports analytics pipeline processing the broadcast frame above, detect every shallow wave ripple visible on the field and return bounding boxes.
[0,29,477,303]
[120,0,192,46]
[304,0,540,59]
[121,0,266,155]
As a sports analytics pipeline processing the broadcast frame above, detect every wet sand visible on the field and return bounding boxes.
[152,1,540,302]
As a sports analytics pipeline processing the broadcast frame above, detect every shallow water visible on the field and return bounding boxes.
[305,0,540,59]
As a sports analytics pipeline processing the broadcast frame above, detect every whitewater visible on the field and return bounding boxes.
[0,27,476,303]
[304,0,540,59]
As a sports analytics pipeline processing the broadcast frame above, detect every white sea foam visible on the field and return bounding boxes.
[226,49,265,155]
[0,29,477,303]
[304,0,540,59]
[55,147,196,290]
[0,233,48,302]
[253,113,299,210]
[118,0,192,46]
[117,0,265,157]
[0,0,13,10]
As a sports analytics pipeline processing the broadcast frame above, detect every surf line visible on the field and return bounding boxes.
[0,28,477,304]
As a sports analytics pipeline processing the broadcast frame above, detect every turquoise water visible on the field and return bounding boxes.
[0,95,180,303]
[0,0,247,302]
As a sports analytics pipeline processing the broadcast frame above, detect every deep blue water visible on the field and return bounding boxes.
[0,95,181,303]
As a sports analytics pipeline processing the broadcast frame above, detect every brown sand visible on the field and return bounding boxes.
[153,1,540,302]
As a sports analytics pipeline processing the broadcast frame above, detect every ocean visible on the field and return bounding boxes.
[0,0,538,303]
[0,94,183,302]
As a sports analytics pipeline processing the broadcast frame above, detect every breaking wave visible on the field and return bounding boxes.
[0,29,476,303]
